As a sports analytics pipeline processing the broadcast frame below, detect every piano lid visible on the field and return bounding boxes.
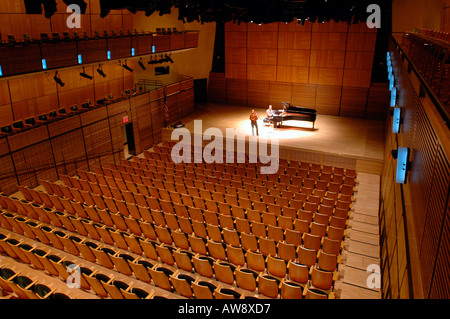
[282,102,316,114]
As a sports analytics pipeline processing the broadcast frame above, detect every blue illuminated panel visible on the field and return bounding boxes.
[392,107,401,133]
[152,45,155,53]
[78,54,82,64]
[387,52,390,61]
[107,51,111,60]
[389,75,395,91]
[42,59,47,70]
[131,48,135,56]
[0,65,3,76]
[390,87,396,107]
[396,147,409,184]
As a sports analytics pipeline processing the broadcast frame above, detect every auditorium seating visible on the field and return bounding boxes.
[0,141,357,299]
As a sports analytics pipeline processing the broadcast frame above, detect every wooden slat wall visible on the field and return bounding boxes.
[217,20,379,118]
[207,72,227,104]
[0,61,135,127]
[0,0,132,41]
[380,38,450,299]
[0,77,195,194]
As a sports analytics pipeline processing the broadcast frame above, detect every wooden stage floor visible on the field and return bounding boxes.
[162,103,386,175]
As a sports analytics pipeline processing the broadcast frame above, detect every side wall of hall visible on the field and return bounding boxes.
[380,37,450,299]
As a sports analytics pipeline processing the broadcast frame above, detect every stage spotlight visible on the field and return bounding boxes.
[80,68,92,80]
[122,61,133,72]
[97,65,107,78]
[138,58,146,70]
[42,0,57,18]
[54,72,65,87]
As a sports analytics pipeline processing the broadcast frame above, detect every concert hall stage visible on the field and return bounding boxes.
[162,103,385,175]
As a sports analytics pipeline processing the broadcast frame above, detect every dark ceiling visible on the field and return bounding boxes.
[100,0,389,24]
[25,0,390,25]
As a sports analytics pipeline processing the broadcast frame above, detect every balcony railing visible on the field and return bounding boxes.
[400,31,450,117]
[0,29,199,77]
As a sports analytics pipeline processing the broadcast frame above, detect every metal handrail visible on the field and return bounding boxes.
[390,35,450,128]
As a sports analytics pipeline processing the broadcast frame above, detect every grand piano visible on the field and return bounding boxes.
[264,102,317,129]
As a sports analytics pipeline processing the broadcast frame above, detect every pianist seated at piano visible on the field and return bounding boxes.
[263,102,317,130]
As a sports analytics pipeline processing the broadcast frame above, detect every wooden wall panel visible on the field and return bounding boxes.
[226,79,248,106]
[41,42,78,69]
[309,67,344,86]
[311,32,347,51]
[342,69,372,88]
[0,45,43,76]
[8,124,48,152]
[366,83,390,120]
[170,33,185,51]
[136,105,154,151]
[77,39,108,64]
[132,35,153,56]
[430,202,450,298]
[225,47,247,64]
[151,100,163,144]
[345,51,375,70]
[277,32,311,50]
[179,87,195,117]
[291,84,317,108]
[51,128,88,177]
[47,116,82,138]
[220,19,378,116]
[0,154,17,194]
[225,63,247,79]
[109,113,126,164]
[185,31,199,48]
[108,37,133,60]
[12,140,57,188]
[207,73,227,104]
[225,31,247,48]
[291,66,310,84]
[269,82,292,106]
[0,104,14,127]
[80,106,107,126]
[340,87,369,118]
[247,64,277,81]
[315,85,341,116]
[346,32,377,52]
[82,119,113,168]
[247,49,277,65]
[247,32,278,49]
[310,50,345,69]
[58,85,95,109]
[420,145,449,296]
[277,49,310,67]
[247,80,269,108]
[276,66,293,83]
[167,93,181,123]
[0,0,26,14]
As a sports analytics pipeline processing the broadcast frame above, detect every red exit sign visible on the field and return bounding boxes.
[123,116,129,124]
